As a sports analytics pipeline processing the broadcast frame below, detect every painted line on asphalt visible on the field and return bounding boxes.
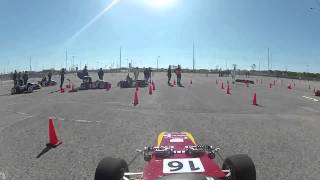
[0,171,6,180]
[57,118,101,123]
[302,96,319,102]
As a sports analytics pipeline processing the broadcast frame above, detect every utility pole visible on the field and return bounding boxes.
[29,56,32,71]
[267,48,270,71]
[65,49,68,70]
[157,56,160,71]
[193,42,195,71]
[119,47,122,70]
[72,56,75,71]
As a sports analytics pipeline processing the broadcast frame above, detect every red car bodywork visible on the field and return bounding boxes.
[142,132,225,180]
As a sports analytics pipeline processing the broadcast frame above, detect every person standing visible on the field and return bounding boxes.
[98,68,104,80]
[48,71,52,82]
[22,71,29,85]
[17,72,22,85]
[133,67,139,80]
[167,66,172,85]
[174,65,182,86]
[12,70,17,86]
[60,68,65,89]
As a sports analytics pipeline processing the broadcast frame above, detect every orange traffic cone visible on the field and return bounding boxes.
[221,82,224,89]
[226,85,231,95]
[133,90,139,106]
[149,84,153,95]
[288,84,292,89]
[152,81,156,91]
[47,117,62,147]
[60,88,65,93]
[252,93,258,106]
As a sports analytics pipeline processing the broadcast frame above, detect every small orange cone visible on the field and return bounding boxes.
[47,117,62,147]
[60,88,65,93]
[252,93,258,106]
[226,85,231,95]
[221,82,224,89]
[152,81,156,91]
[149,84,153,95]
[288,84,292,89]
[133,90,139,106]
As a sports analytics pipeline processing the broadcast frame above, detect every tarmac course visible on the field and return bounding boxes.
[0,72,320,180]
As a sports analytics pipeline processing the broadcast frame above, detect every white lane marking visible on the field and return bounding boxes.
[302,96,319,102]
[0,171,6,180]
[57,118,101,123]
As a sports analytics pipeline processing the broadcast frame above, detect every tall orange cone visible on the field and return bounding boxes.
[149,84,153,95]
[252,93,258,106]
[221,82,224,89]
[226,84,231,95]
[133,90,139,106]
[47,117,62,147]
[152,81,156,91]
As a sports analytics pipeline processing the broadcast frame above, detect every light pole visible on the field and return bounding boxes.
[157,56,160,71]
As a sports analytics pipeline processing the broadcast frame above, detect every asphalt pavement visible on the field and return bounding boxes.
[0,72,319,180]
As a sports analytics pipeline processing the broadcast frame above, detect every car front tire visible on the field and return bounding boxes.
[222,154,256,180]
[94,157,128,180]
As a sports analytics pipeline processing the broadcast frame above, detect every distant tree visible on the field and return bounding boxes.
[251,64,256,71]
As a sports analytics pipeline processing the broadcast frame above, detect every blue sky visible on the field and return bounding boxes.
[0,0,319,73]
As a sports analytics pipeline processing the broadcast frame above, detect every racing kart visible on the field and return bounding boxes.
[117,80,149,88]
[11,83,41,95]
[38,80,57,87]
[235,79,255,84]
[95,131,256,180]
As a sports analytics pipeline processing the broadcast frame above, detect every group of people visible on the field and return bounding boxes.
[167,65,182,86]
[12,70,29,87]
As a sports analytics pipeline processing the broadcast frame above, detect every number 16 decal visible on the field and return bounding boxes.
[163,158,205,174]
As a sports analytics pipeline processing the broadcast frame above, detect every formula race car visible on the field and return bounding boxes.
[79,80,111,90]
[235,79,255,84]
[315,90,320,97]
[11,83,41,95]
[118,80,149,88]
[95,131,256,180]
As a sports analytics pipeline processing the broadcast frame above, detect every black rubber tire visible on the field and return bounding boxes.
[222,154,256,180]
[27,86,33,93]
[11,88,16,95]
[94,157,128,180]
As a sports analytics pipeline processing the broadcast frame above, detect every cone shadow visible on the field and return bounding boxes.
[36,145,53,158]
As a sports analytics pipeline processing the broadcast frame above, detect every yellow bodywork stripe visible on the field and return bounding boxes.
[157,132,166,146]
[185,132,197,145]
